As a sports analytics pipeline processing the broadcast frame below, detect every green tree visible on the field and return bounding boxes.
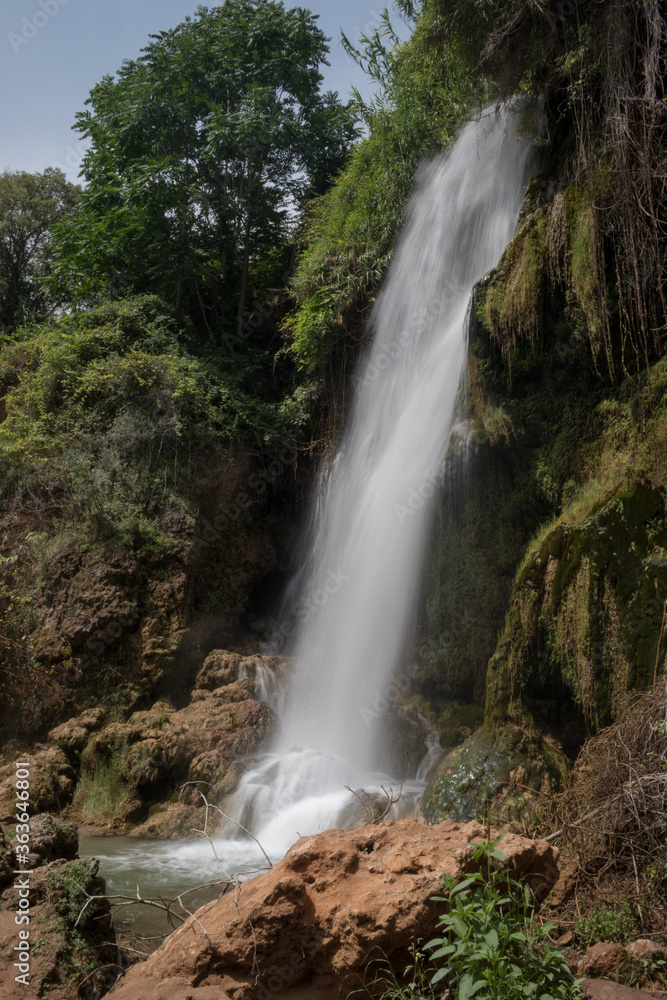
[0,169,80,334]
[48,1,357,344]
[288,5,482,370]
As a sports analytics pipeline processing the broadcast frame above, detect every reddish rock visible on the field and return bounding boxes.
[14,814,78,866]
[0,745,76,823]
[625,939,666,961]
[581,942,628,977]
[110,819,560,1000]
[111,981,226,1000]
[73,687,276,830]
[195,649,246,689]
[195,650,290,698]
[582,979,663,999]
[48,707,106,758]
[549,859,577,907]
[0,827,11,888]
[0,449,281,739]
[0,821,115,1000]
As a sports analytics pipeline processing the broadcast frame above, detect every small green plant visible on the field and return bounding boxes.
[44,860,100,923]
[645,858,667,893]
[575,900,637,946]
[351,945,434,998]
[200,584,229,613]
[356,841,581,1000]
[627,954,667,989]
[424,839,582,1000]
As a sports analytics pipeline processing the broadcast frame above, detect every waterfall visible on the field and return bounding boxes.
[224,107,533,857]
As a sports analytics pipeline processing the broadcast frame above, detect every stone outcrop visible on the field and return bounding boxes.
[110,819,560,1000]
[625,940,666,962]
[0,651,282,834]
[578,939,667,985]
[77,682,276,831]
[10,813,78,869]
[0,746,77,824]
[195,649,290,693]
[580,942,629,978]
[0,817,115,1000]
[582,981,665,999]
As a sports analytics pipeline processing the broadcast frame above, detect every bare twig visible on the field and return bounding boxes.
[179,782,274,869]
[76,793,273,954]
[345,771,406,825]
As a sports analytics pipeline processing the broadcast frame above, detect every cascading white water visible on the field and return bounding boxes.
[224,107,533,857]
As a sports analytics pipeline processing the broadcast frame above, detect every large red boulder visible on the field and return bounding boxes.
[111,819,560,1000]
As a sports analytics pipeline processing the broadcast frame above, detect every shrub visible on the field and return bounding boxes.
[575,901,637,947]
[357,840,581,1000]
[287,8,485,372]
[423,840,581,999]
[75,744,129,820]
[549,682,667,919]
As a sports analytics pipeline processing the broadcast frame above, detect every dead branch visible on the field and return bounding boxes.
[345,771,406,825]
[544,681,667,915]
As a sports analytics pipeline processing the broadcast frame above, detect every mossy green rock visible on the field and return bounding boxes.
[421,730,511,824]
[486,481,667,738]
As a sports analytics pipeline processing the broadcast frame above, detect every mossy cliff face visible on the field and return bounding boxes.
[0,450,284,740]
[414,431,540,715]
[421,167,667,823]
[476,184,667,745]
[487,482,667,737]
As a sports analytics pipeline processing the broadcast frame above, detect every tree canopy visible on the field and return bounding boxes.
[47,0,358,344]
[0,168,80,334]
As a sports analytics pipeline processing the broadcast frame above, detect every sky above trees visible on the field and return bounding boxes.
[0,0,408,183]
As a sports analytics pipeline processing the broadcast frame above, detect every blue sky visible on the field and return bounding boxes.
[0,0,410,183]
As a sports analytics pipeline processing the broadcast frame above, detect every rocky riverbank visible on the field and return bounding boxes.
[0,815,115,999]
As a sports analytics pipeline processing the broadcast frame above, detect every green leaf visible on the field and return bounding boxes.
[450,876,482,895]
[458,973,487,1000]
[431,967,449,985]
[423,937,443,950]
[483,928,499,950]
[430,944,456,960]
